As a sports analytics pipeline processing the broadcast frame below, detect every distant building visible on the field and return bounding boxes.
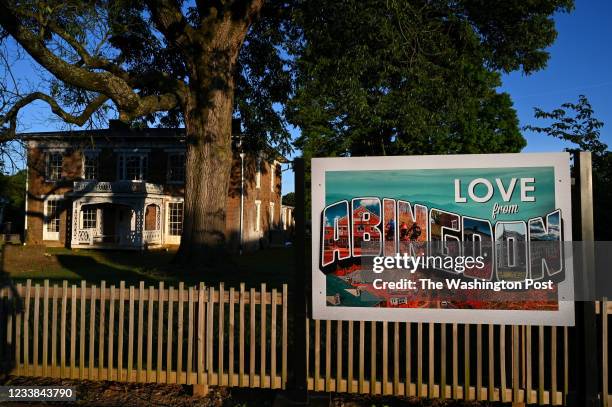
[22,125,285,251]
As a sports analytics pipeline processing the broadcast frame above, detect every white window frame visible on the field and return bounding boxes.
[255,200,261,232]
[43,195,63,240]
[80,206,98,230]
[82,150,100,181]
[271,160,278,192]
[269,202,275,229]
[166,199,184,244]
[46,151,64,182]
[117,151,149,181]
[255,157,261,189]
[167,152,186,184]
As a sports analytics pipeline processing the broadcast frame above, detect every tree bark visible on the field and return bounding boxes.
[176,21,246,266]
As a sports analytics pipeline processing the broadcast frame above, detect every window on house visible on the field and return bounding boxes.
[269,202,275,228]
[45,199,61,233]
[47,152,63,181]
[82,207,97,229]
[255,158,261,189]
[169,202,183,236]
[119,153,148,181]
[270,162,275,192]
[255,200,261,232]
[83,152,99,180]
[168,153,186,183]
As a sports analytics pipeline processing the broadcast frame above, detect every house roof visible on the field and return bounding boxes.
[20,123,288,162]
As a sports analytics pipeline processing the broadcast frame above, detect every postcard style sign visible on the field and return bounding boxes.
[311,153,574,326]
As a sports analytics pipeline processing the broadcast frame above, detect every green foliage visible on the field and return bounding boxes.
[0,169,25,230]
[288,0,573,159]
[282,192,295,206]
[526,95,611,240]
[525,95,607,155]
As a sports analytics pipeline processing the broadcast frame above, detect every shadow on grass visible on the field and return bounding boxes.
[54,254,165,286]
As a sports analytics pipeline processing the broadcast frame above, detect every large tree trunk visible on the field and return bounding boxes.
[177,55,237,266]
[174,5,262,267]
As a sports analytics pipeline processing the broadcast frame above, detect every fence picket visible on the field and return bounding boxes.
[177,282,184,384]
[147,285,153,382]
[167,285,174,382]
[198,284,205,385]
[33,283,40,375]
[371,321,377,394]
[88,284,96,380]
[187,286,194,385]
[239,283,245,387]
[206,284,212,385]
[348,320,354,393]
[60,281,67,378]
[261,284,267,388]
[249,287,256,387]
[137,282,144,382]
[71,284,77,379]
[219,283,225,386]
[42,281,48,377]
[51,284,58,377]
[15,282,22,376]
[108,285,115,381]
[229,286,236,387]
[359,321,364,393]
[281,285,288,390]
[157,282,164,382]
[118,281,126,382]
[417,322,423,398]
[326,319,332,392]
[127,285,135,382]
[314,319,320,391]
[99,281,106,381]
[271,288,277,389]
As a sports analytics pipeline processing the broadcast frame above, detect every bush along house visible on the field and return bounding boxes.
[22,123,285,252]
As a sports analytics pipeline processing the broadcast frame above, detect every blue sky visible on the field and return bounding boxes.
[10,1,611,196]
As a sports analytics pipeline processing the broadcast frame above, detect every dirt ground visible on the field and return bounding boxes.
[0,376,504,406]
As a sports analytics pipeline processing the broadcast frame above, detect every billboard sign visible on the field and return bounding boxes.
[311,153,574,326]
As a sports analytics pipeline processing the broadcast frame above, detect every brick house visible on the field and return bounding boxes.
[22,125,285,251]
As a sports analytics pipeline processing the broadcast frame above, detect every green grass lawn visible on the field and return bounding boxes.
[1,244,297,289]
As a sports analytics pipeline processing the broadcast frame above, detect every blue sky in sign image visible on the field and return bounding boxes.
[8,1,612,197]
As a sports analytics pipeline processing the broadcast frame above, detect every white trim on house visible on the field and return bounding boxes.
[269,202,275,229]
[255,200,262,232]
[43,195,64,241]
[165,197,184,245]
[255,157,261,189]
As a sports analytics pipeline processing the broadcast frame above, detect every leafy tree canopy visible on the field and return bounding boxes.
[288,0,573,158]
[526,94,611,240]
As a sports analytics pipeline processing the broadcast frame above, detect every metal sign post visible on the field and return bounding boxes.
[570,151,600,407]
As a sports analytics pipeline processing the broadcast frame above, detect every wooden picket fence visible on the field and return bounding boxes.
[305,319,569,404]
[0,280,288,390]
[2,281,612,405]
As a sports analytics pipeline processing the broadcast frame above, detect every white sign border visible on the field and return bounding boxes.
[311,152,575,326]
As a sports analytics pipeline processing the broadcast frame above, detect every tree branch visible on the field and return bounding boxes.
[145,0,196,50]
[0,92,109,139]
[0,3,140,110]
